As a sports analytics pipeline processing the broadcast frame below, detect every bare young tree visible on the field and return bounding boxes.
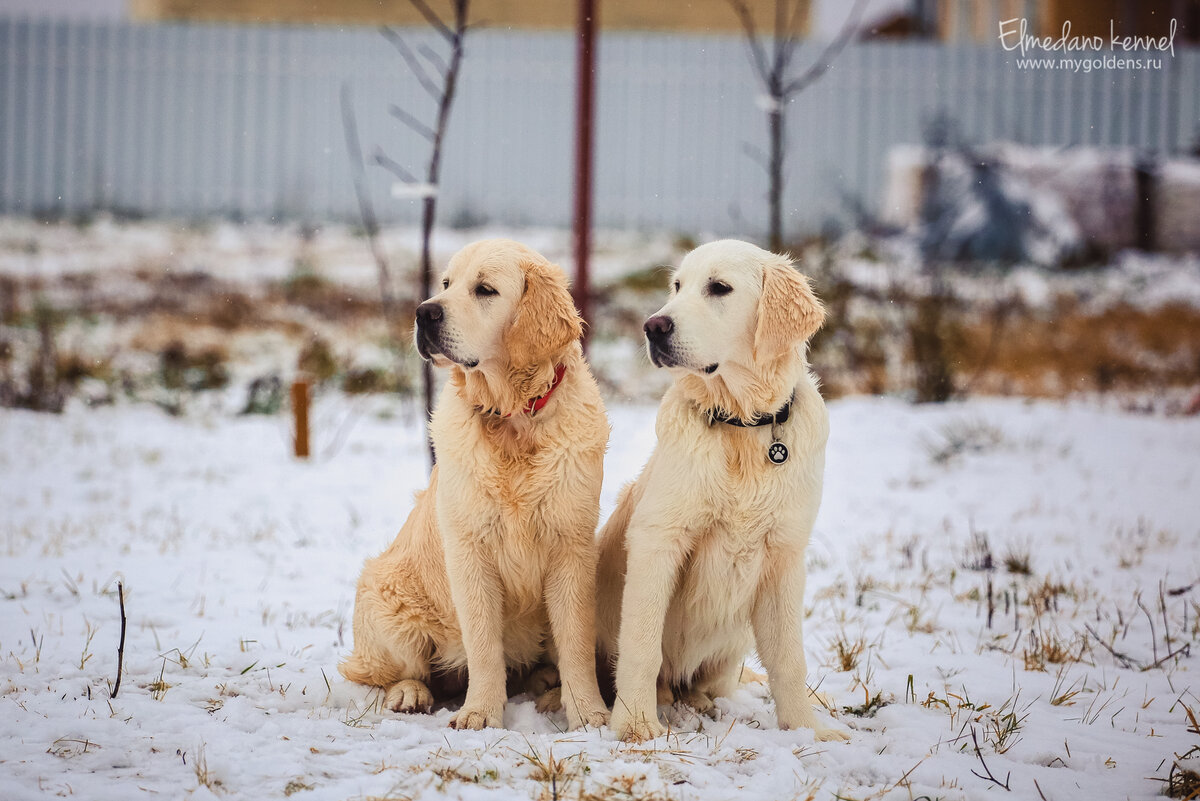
[341,0,470,464]
[728,0,867,252]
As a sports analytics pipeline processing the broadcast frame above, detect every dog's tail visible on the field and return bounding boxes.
[337,652,377,686]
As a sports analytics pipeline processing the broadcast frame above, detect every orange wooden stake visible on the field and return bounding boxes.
[291,379,310,459]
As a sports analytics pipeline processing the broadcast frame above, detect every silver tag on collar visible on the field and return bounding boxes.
[767,421,788,465]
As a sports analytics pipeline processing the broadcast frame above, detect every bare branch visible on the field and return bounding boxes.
[417,42,448,75]
[771,0,786,75]
[407,0,455,41]
[784,0,806,39]
[340,84,377,234]
[781,0,867,98]
[388,104,436,141]
[380,27,444,103]
[775,0,812,74]
[969,727,1011,791]
[371,148,420,184]
[741,141,769,171]
[1084,623,1139,669]
[1137,592,1160,664]
[726,0,772,84]
[339,82,400,339]
[1143,642,1192,671]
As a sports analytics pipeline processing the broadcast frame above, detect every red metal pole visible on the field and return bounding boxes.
[572,0,596,349]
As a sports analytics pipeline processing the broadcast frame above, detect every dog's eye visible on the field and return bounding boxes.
[672,279,681,293]
[475,284,498,297]
[441,278,449,290]
[708,281,733,297]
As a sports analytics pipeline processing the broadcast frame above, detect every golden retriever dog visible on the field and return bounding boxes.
[339,239,610,732]
[596,239,847,743]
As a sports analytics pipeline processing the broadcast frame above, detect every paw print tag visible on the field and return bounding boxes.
[767,441,789,465]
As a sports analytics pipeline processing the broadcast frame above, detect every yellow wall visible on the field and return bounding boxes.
[1045,0,1184,39]
[930,0,1193,42]
[131,0,812,35]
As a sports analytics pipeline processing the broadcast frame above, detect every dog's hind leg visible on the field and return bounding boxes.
[339,564,438,714]
[341,626,435,713]
[341,636,435,713]
[374,631,436,713]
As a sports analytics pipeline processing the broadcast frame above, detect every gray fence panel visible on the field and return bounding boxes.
[0,17,1197,236]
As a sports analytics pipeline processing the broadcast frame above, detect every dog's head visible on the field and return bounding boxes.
[644,239,824,378]
[415,239,581,374]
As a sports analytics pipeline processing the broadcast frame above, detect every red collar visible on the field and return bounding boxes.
[524,363,567,416]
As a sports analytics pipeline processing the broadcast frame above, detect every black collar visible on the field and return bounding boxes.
[704,393,794,428]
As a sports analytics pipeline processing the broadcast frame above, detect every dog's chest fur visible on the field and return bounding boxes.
[657,395,827,683]
[455,428,561,605]
[661,507,772,683]
[435,387,604,619]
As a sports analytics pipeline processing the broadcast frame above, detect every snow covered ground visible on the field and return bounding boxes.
[1,395,1198,800]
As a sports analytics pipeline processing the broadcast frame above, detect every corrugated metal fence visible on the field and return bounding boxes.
[1,17,1198,235]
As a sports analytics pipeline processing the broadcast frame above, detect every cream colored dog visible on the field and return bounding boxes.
[339,239,610,732]
[596,239,847,743]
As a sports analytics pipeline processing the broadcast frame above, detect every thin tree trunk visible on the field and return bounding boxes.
[768,101,784,253]
[727,0,865,253]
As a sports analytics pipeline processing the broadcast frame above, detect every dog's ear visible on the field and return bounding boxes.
[753,256,825,361]
[505,258,583,369]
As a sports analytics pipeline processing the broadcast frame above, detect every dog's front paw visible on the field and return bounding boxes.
[384,679,433,713]
[449,703,502,730]
[814,726,851,742]
[610,705,665,742]
[780,708,849,741]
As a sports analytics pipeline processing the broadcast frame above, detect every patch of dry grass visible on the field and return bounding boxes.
[1023,625,1090,672]
[827,630,868,673]
[807,266,1200,400]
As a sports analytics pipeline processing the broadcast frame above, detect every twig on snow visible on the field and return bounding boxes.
[110,581,126,699]
[969,726,1011,791]
[1084,623,1138,670]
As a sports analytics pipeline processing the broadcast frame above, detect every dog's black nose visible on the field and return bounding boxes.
[416,302,443,327]
[644,315,674,343]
